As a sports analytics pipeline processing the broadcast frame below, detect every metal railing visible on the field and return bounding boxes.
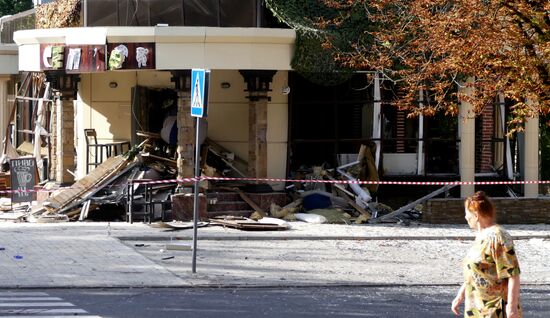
[0,9,35,43]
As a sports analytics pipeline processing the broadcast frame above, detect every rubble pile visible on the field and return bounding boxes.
[0,137,437,229]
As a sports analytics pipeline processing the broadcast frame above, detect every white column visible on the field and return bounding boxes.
[524,114,539,197]
[459,78,475,197]
[372,72,382,169]
[417,89,425,175]
[498,93,513,179]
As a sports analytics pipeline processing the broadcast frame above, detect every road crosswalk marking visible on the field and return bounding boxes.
[0,293,48,297]
[0,297,63,301]
[0,291,101,317]
[0,302,74,307]
[1,316,101,318]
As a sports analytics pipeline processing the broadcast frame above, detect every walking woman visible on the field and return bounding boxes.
[451,191,522,318]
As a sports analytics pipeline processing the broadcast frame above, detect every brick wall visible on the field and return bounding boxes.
[424,197,550,224]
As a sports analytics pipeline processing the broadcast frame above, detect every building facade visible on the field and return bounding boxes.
[2,0,541,198]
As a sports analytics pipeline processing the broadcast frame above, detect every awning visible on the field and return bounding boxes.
[13,26,296,72]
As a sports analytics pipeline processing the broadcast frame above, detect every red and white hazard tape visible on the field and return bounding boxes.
[1,177,548,194]
[200,176,550,186]
[128,178,197,184]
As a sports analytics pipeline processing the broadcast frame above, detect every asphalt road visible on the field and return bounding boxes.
[1,286,548,318]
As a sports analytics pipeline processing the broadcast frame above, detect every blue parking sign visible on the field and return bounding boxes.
[191,69,209,118]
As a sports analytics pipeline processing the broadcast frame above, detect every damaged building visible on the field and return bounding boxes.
[0,0,547,225]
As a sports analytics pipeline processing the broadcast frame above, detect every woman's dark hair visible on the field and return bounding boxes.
[465,191,495,219]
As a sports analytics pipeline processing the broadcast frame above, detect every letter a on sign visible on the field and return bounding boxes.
[191,69,209,118]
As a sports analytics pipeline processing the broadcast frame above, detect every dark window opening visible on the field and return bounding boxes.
[289,72,463,177]
[288,72,373,172]
[424,112,459,174]
[86,0,257,27]
[131,86,178,157]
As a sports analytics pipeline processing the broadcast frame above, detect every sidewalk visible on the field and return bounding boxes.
[0,221,549,288]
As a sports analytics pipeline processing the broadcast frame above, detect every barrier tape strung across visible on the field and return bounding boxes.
[201,176,550,186]
[0,178,198,195]
[1,176,549,195]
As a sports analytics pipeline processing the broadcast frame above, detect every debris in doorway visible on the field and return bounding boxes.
[355,214,370,224]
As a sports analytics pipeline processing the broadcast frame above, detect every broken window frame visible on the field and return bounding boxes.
[287,72,481,178]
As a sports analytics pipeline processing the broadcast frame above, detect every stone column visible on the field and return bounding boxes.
[47,72,78,184]
[50,98,57,179]
[177,89,195,179]
[248,93,268,178]
[171,71,195,182]
[524,114,539,197]
[239,70,276,179]
[459,78,475,197]
[55,92,76,183]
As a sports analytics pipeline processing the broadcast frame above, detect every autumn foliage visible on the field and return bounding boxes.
[316,0,549,130]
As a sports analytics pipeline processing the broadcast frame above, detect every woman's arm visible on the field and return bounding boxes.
[506,275,521,318]
[451,283,466,316]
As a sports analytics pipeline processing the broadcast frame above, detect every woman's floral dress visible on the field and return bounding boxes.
[463,225,521,317]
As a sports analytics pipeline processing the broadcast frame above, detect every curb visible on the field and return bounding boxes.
[1,282,549,290]
[115,235,550,242]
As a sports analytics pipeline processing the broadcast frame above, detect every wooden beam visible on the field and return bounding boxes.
[325,174,372,218]
[3,72,31,156]
[370,185,456,223]
[334,185,371,219]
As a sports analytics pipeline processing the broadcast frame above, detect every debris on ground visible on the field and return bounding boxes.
[165,242,192,251]
[304,209,352,224]
[209,216,289,231]
[151,221,209,230]
[294,213,327,224]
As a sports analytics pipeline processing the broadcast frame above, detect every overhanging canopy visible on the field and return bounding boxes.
[13,26,296,72]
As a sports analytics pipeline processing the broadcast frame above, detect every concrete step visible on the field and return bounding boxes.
[206,191,241,202]
[208,201,251,212]
[206,210,253,218]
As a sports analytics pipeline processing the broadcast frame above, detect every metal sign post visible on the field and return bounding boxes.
[190,69,209,273]
[191,117,200,273]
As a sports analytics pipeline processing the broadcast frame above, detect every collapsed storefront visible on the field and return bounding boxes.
[9,25,294,221]
[287,72,539,206]
[1,0,545,225]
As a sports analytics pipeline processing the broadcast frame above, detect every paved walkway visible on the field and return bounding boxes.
[0,221,549,288]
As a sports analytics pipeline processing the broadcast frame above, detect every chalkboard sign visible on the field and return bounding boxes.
[10,158,37,203]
